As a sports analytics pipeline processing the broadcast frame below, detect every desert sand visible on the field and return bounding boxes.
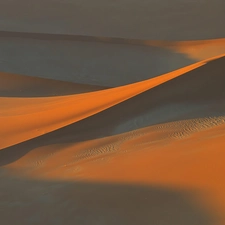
[1,1,225,225]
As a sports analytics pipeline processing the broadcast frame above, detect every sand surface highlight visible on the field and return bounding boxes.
[1,55,223,149]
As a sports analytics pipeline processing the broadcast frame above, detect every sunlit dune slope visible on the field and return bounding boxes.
[1,55,221,149]
[0,71,107,97]
[73,121,225,223]
[2,55,225,159]
[3,118,225,223]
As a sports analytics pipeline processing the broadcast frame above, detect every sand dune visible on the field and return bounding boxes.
[1,32,224,86]
[4,118,225,222]
[2,113,225,223]
[2,55,224,158]
[1,55,222,149]
[0,13,225,224]
[0,33,195,86]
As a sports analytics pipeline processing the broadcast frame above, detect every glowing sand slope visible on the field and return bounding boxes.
[1,55,224,149]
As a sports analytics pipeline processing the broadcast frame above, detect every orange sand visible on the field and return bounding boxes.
[1,54,223,149]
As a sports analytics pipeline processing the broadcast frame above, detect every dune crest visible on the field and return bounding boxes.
[1,55,223,149]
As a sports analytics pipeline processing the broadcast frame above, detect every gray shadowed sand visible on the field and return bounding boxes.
[0,171,215,225]
[0,35,194,86]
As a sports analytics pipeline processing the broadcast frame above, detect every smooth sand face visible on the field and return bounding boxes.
[0,35,195,86]
[1,34,224,86]
[1,2,225,224]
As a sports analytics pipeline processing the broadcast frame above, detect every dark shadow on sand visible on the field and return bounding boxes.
[0,33,194,87]
[0,172,216,225]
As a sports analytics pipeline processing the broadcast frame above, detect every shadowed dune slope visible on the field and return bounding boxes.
[0,34,195,86]
[1,55,219,149]
[1,32,224,86]
[0,172,215,225]
[0,71,107,97]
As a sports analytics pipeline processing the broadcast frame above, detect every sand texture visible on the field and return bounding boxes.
[0,1,225,224]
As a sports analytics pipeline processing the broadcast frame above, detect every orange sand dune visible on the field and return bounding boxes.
[1,55,224,223]
[1,53,224,155]
[76,121,225,223]
[0,52,225,225]
[1,55,223,149]
[1,1,225,224]
[5,118,225,223]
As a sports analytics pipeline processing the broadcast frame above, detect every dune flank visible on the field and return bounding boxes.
[1,32,224,86]
[4,117,225,222]
[1,55,223,149]
[0,33,195,86]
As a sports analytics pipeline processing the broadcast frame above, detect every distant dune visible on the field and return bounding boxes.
[0,32,195,86]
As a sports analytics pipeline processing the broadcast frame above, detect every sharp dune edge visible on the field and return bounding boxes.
[1,35,225,225]
[1,54,223,149]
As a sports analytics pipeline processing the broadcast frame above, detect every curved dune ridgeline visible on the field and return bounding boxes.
[1,55,224,149]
